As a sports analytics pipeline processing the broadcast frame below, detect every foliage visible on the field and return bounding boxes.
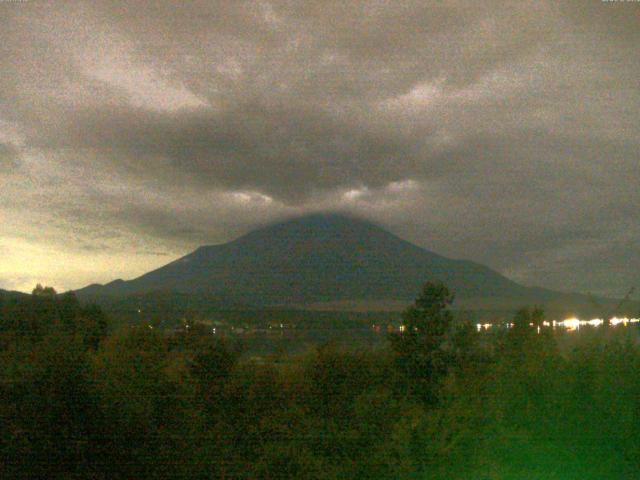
[1,285,640,478]
[389,281,460,403]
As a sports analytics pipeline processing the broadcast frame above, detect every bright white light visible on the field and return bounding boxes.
[473,316,640,333]
[560,318,580,331]
[610,317,628,326]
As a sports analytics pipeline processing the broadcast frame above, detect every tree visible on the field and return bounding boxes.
[503,306,548,358]
[32,284,57,297]
[389,281,455,403]
[90,326,197,478]
[0,332,95,478]
[77,303,108,349]
[0,291,5,329]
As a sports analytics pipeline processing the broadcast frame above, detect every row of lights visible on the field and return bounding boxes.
[476,317,640,332]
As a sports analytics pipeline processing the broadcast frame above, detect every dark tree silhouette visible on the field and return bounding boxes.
[390,281,455,402]
[32,284,57,297]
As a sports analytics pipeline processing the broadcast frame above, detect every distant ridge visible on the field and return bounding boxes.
[74,213,622,314]
[0,288,30,301]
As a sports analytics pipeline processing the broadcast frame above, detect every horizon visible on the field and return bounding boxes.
[3,3,640,478]
[9,213,631,305]
[3,211,636,302]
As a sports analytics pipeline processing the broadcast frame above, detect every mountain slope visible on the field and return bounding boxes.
[75,213,539,306]
[0,288,30,300]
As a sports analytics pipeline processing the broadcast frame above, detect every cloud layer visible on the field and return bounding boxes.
[1,0,638,296]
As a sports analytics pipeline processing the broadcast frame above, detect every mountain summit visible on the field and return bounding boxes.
[75,213,535,307]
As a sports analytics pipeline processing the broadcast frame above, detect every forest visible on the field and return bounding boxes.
[1,283,640,479]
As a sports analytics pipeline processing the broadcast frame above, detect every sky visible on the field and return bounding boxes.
[0,0,638,297]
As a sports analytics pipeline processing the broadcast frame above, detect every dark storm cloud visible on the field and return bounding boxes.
[0,0,638,295]
[32,103,431,201]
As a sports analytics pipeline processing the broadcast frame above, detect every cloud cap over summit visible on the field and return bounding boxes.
[1,1,638,296]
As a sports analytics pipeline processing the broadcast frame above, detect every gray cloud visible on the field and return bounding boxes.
[0,143,19,172]
[0,0,638,296]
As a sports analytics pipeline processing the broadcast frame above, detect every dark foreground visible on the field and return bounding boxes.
[1,284,639,479]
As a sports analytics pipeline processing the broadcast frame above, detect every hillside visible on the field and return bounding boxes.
[75,214,528,302]
[0,288,30,301]
[74,213,634,316]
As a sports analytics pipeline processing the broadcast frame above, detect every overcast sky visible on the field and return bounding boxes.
[1,0,638,296]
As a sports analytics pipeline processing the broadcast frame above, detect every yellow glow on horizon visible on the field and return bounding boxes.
[0,236,177,293]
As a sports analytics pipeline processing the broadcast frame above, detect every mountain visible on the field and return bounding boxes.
[0,288,29,300]
[74,214,554,307]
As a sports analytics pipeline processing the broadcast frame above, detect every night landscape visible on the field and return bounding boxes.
[1,1,639,478]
